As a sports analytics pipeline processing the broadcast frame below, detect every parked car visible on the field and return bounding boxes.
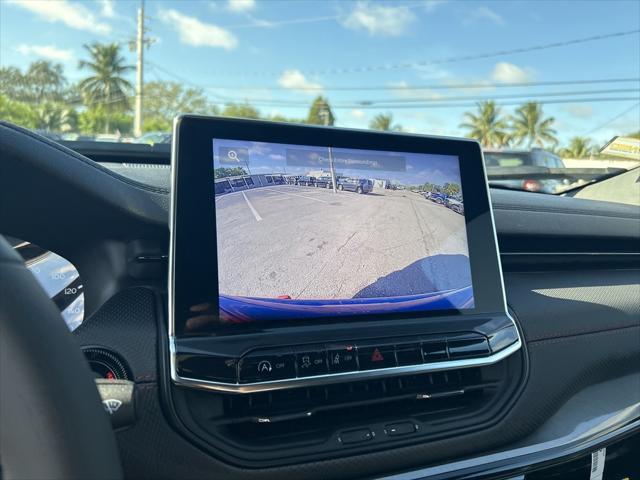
[297,175,317,186]
[445,196,464,214]
[484,148,566,193]
[284,175,300,185]
[337,177,373,194]
[422,191,434,200]
[315,176,334,188]
[429,192,448,204]
[133,131,171,145]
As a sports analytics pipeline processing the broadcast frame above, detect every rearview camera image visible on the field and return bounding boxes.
[213,139,474,323]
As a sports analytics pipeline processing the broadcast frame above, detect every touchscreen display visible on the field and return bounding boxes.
[213,139,474,324]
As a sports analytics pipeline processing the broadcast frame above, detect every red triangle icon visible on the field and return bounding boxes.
[371,348,384,362]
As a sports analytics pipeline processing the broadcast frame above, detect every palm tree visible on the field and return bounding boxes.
[35,102,77,132]
[78,43,133,133]
[369,113,402,131]
[25,60,65,103]
[511,102,558,148]
[459,101,509,148]
[559,136,593,158]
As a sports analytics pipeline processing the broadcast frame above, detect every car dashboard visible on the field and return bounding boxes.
[0,121,638,479]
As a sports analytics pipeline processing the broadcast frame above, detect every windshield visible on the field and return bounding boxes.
[1,0,639,193]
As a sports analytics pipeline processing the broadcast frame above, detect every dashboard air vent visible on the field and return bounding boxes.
[178,353,523,466]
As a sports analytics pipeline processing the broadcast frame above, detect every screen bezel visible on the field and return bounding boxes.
[170,115,506,338]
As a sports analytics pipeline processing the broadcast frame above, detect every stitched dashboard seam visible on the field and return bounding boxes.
[494,203,639,220]
[1,121,170,195]
[527,324,640,345]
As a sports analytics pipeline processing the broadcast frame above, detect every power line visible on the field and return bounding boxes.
[200,29,640,77]
[582,102,640,135]
[334,97,640,110]
[146,61,640,107]
[350,88,640,105]
[237,97,640,110]
[137,84,639,108]
[195,77,640,91]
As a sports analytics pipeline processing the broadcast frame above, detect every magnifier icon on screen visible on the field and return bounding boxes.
[227,150,238,161]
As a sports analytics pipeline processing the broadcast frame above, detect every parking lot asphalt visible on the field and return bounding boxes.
[215,185,471,300]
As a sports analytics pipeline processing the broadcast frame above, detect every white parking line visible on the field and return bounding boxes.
[266,188,329,203]
[241,191,262,221]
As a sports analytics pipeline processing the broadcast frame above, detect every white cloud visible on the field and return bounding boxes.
[99,0,115,18]
[562,104,594,119]
[342,1,415,36]
[491,62,534,84]
[8,0,111,34]
[350,109,366,119]
[464,5,504,26]
[16,44,73,62]
[278,69,322,95]
[423,0,448,13]
[159,9,237,50]
[227,0,256,12]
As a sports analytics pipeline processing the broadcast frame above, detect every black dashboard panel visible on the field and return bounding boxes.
[1,122,639,479]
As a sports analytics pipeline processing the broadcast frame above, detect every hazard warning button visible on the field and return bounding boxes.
[358,345,396,370]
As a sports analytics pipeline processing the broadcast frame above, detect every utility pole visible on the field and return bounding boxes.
[133,0,145,138]
[319,102,337,193]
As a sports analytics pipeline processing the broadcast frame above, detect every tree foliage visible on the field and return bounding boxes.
[0,58,611,160]
[214,167,247,178]
[442,182,461,196]
[35,102,77,132]
[459,101,510,148]
[0,94,38,128]
[221,102,261,119]
[558,136,593,158]
[307,96,335,125]
[511,102,558,148]
[369,113,402,131]
[0,61,66,103]
[78,43,134,132]
[78,106,133,135]
[143,81,218,132]
[422,182,439,192]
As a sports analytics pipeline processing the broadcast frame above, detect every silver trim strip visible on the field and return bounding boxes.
[169,336,522,393]
[167,123,523,393]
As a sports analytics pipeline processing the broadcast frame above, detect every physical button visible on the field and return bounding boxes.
[296,350,328,377]
[358,346,395,370]
[339,428,373,444]
[385,422,417,436]
[327,345,358,373]
[239,353,295,383]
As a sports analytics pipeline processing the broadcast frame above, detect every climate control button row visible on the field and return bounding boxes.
[235,334,491,384]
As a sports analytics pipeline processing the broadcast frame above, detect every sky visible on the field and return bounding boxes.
[213,139,461,186]
[1,0,639,146]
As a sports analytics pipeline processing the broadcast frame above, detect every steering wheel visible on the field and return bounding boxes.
[0,236,122,480]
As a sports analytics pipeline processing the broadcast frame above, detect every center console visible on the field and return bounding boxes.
[167,116,524,465]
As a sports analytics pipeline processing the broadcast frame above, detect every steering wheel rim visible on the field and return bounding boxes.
[0,235,122,480]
